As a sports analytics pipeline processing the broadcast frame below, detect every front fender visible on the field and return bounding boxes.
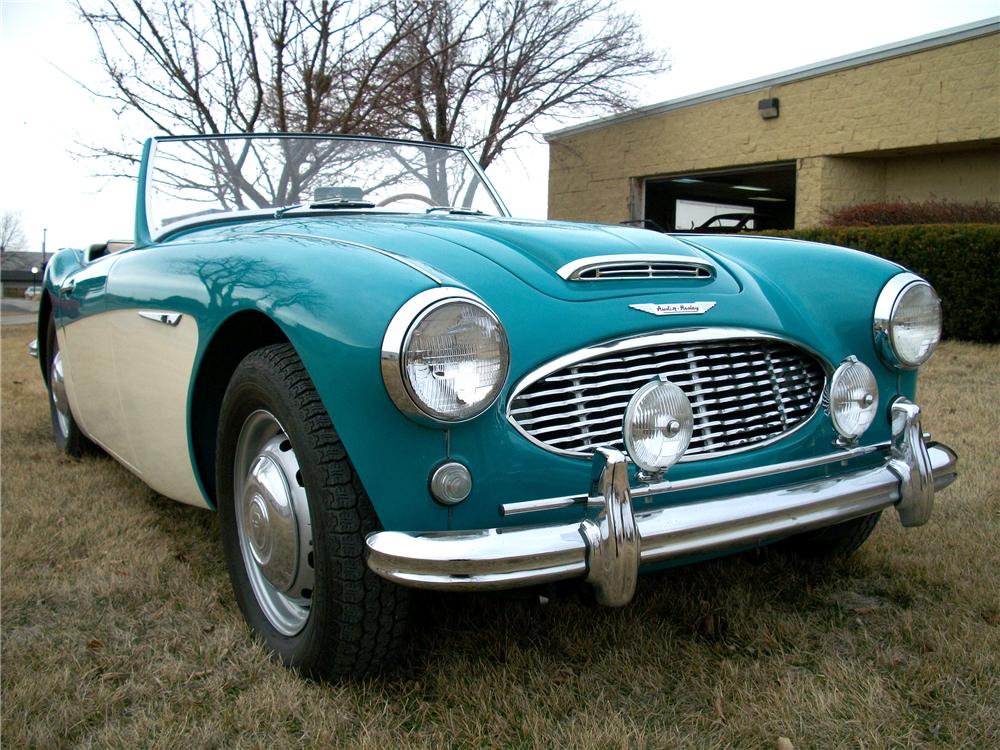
[106,230,460,528]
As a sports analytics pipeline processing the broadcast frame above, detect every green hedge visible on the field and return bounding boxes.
[760,225,1000,343]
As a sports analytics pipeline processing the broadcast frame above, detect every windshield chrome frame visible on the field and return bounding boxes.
[139,133,511,242]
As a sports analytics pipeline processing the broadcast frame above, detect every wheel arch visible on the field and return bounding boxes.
[189,310,290,507]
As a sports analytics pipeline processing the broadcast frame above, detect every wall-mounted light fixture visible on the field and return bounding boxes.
[758,97,779,120]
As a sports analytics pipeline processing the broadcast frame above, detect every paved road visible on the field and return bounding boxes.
[2,298,39,327]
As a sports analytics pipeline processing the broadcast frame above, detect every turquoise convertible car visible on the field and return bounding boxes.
[35,134,957,679]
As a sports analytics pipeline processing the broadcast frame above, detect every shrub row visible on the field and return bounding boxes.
[825,199,1000,226]
[762,224,1000,343]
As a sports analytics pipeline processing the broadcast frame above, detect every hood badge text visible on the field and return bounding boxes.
[630,301,717,316]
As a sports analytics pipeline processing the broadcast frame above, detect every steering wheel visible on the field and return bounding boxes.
[376,193,436,208]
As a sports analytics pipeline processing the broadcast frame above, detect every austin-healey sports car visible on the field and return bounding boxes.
[35,134,957,679]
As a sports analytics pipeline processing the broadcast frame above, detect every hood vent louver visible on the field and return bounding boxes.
[557,254,714,281]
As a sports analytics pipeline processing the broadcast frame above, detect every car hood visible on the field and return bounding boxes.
[243,213,740,300]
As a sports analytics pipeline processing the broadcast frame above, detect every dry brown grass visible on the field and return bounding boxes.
[2,322,999,749]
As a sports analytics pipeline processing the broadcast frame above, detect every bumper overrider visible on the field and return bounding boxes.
[365,399,957,606]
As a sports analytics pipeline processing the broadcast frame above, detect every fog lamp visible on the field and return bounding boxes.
[623,378,693,474]
[828,356,879,440]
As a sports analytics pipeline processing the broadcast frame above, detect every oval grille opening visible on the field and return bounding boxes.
[508,336,826,461]
[557,255,714,281]
[576,261,711,280]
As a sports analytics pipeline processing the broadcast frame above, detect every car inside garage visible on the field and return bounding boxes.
[644,162,796,231]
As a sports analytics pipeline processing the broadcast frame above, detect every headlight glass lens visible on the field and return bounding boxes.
[623,379,693,473]
[402,300,509,421]
[829,358,878,440]
[890,282,941,367]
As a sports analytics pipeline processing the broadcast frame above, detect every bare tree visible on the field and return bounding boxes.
[74,0,427,177]
[1,210,27,254]
[388,0,667,168]
[75,0,665,205]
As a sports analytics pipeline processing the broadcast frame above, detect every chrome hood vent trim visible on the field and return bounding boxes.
[557,254,714,281]
[507,328,827,462]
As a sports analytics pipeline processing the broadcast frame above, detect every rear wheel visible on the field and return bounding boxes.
[216,344,409,679]
[45,316,91,457]
[777,511,882,558]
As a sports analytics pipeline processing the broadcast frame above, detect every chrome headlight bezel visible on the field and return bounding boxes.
[381,287,510,424]
[873,273,942,370]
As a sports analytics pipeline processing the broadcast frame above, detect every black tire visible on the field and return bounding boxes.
[45,316,92,457]
[777,511,882,559]
[216,343,409,679]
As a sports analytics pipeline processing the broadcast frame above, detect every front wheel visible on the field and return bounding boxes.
[777,511,882,559]
[216,344,409,679]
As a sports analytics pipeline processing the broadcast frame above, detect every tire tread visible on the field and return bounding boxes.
[221,343,409,679]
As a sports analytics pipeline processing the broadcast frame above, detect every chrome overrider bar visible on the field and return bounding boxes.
[365,399,958,606]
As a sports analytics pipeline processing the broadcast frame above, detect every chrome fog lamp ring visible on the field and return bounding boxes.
[874,273,942,369]
[828,356,879,441]
[381,287,510,424]
[622,377,694,474]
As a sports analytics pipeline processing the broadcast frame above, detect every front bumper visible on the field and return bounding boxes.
[366,399,958,606]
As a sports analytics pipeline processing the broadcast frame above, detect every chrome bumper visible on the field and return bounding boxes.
[366,399,958,606]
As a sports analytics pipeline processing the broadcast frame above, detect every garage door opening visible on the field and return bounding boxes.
[642,162,796,231]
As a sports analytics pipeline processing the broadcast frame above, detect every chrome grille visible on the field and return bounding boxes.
[575,261,711,280]
[508,335,826,461]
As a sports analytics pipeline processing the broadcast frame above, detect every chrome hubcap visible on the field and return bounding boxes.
[50,350,70,437]
[234,410,314,636]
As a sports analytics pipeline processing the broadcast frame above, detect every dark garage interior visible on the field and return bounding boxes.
[644,162,797,231]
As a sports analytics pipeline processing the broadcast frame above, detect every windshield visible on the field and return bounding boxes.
[144,135,507,237]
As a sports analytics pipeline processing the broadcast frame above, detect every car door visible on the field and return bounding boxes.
[56,252,137,470]
[107,300,205,507]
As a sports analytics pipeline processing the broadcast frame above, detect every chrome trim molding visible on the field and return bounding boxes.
[138,311,183,326]
[556,254,714,281]
[365,401,957,602]
[873,272,940,370]
[505,327,828,463]
[498,439,890,516]
[463,146,512,218]
[380,287,509,425]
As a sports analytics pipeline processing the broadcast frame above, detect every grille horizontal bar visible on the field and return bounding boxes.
[508,335,826,461]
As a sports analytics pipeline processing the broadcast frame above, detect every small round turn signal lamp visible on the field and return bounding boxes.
[429,461,472,505]
[623,377,694,474]
[828,356,879,441]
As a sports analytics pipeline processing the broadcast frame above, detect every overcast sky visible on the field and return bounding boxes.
[1,0,997,253]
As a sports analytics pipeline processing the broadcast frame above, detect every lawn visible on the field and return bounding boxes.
[2,322,998,749]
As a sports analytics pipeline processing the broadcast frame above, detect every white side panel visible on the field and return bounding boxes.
[111,311,209,508]
[60,315,138,471]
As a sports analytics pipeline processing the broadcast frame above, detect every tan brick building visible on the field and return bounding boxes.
[546,19,1000,230]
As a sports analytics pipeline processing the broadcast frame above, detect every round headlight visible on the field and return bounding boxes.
[623,378,693,474]
[828,357,878,440]
[382,289,509,423]
[874,274,942,369]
